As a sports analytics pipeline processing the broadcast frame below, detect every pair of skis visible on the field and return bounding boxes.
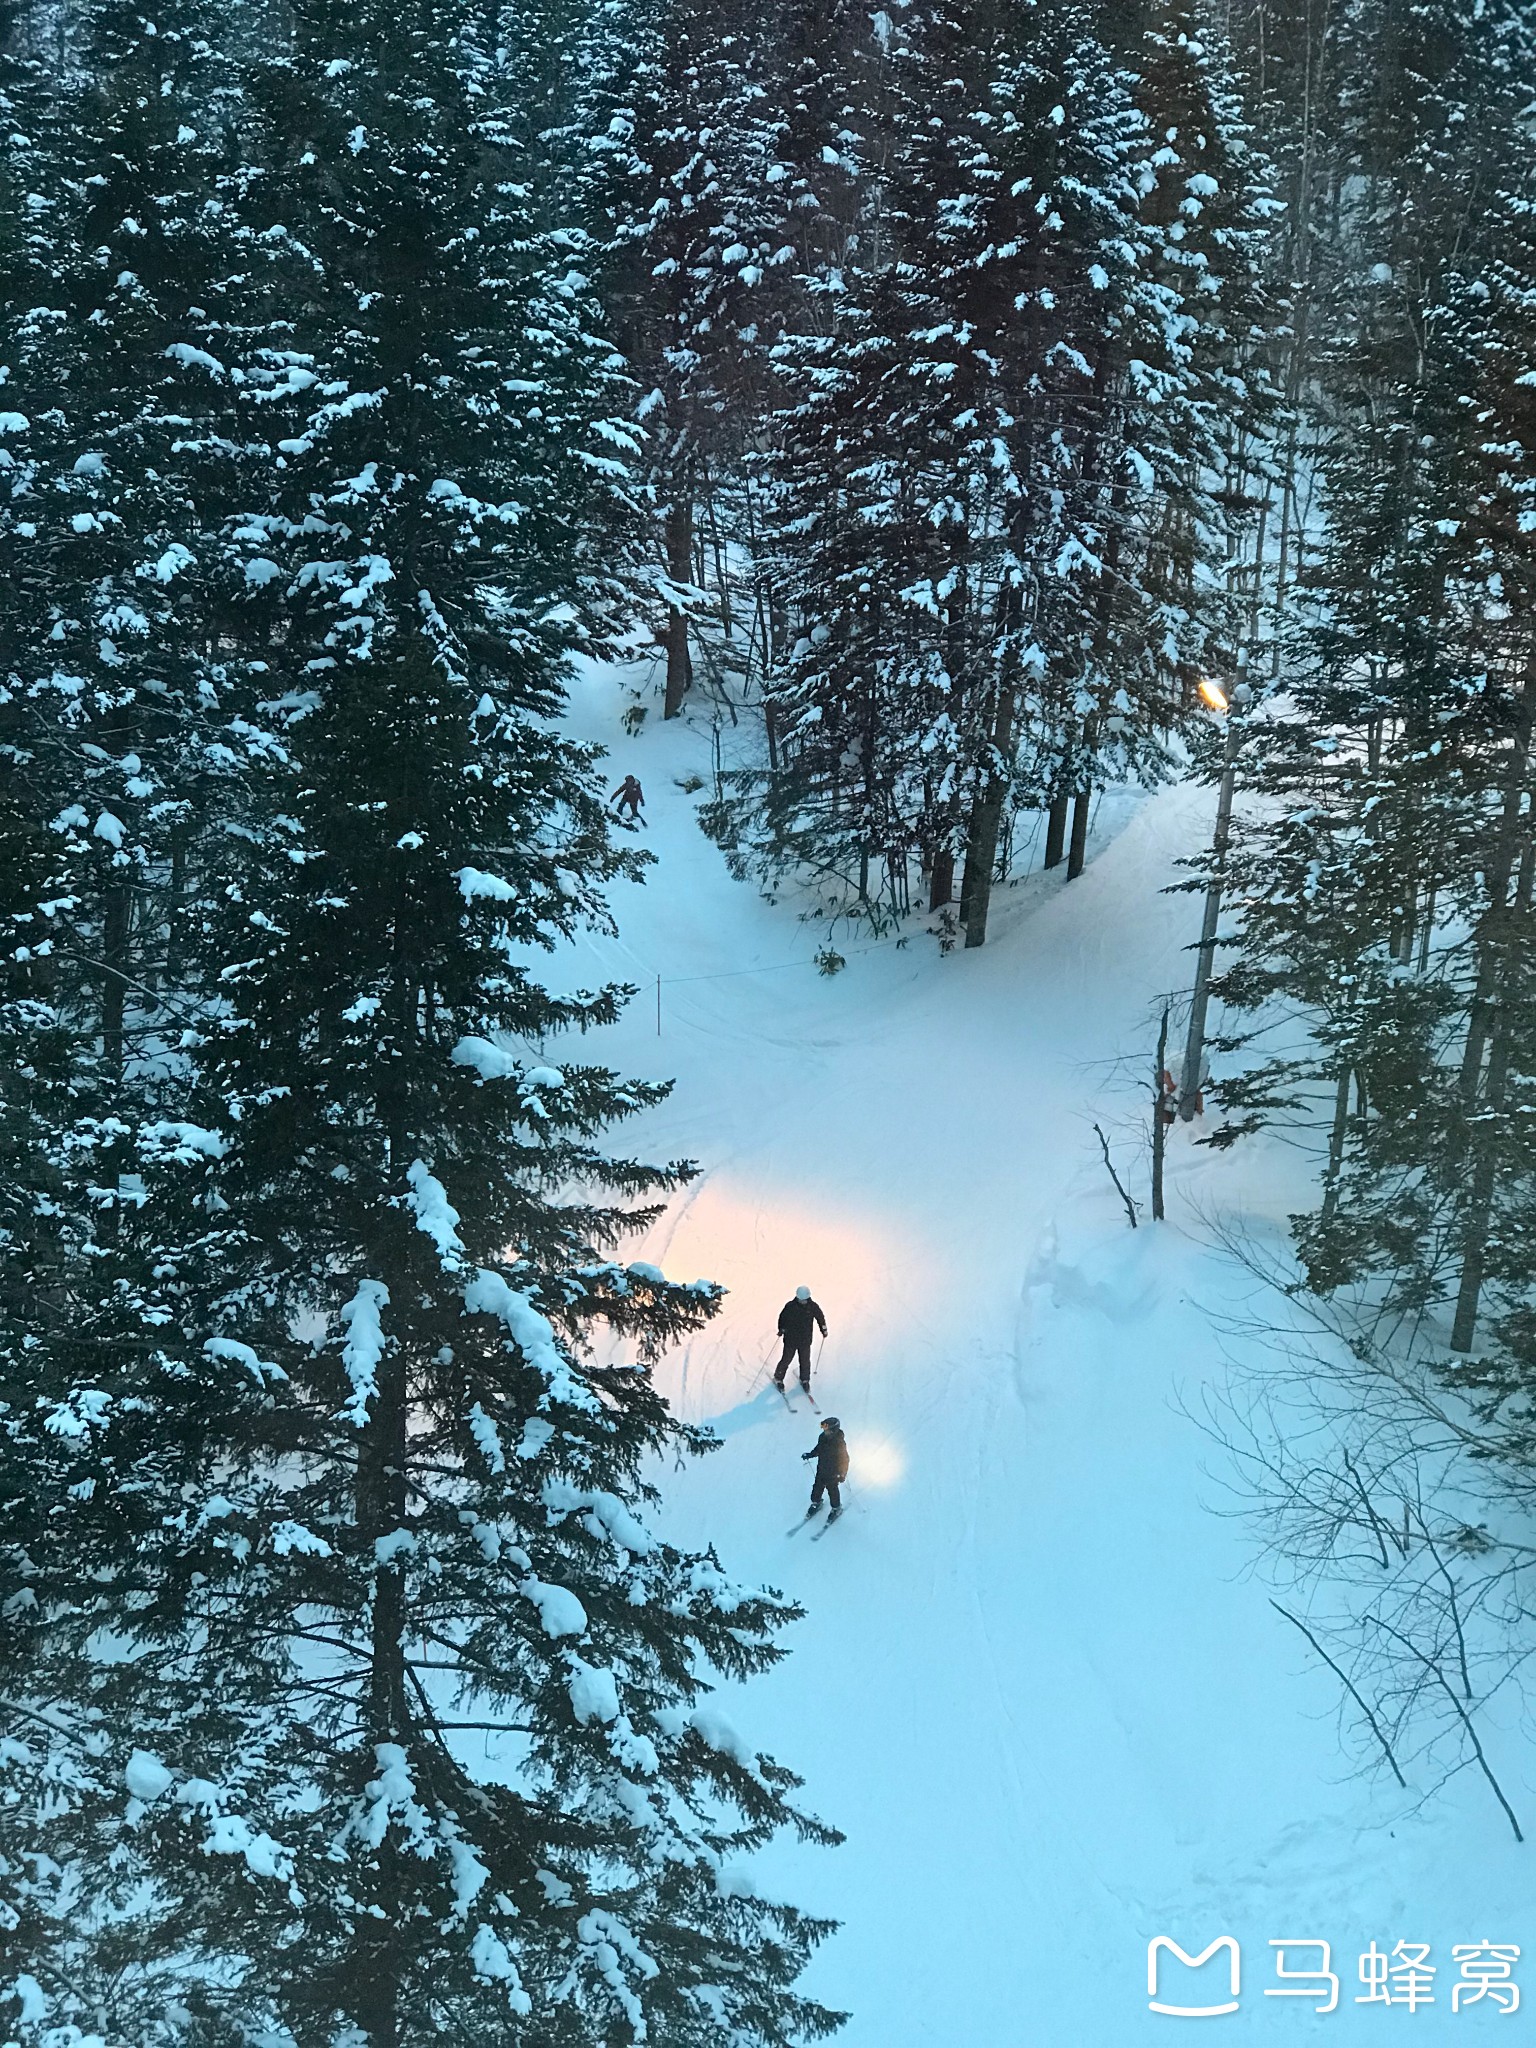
[786,1506,843,1541]
[775,1380,819,1414]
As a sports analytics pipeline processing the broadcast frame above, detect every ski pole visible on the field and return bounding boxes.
[743,1338,779,1396]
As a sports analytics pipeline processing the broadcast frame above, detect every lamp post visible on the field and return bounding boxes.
[1179,672,1251,1121]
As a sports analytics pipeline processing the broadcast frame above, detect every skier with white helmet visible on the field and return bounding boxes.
[772,1284,827,1395]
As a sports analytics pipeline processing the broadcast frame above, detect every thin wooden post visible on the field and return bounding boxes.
[1151,1006,1170,1222]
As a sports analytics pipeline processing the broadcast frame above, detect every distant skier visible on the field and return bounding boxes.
[801,1416,849,1521]
[611,774,645,824]
[773,1285,827,1394]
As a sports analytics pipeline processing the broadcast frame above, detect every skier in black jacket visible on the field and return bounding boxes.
[802,1417,849,1519]
[773,1285,827,1393]
[610,774,645,823]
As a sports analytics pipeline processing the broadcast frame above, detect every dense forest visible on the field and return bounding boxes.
[3,0,1536,2039]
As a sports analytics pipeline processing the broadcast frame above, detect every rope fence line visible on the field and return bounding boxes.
[664,933,906,986]
[574,914,919,1034]
[642,929,914,1032]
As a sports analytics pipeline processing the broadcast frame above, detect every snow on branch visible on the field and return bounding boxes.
[462,1268,601,1414]
[337,1278,390,1426]
[405,1159,468,1271]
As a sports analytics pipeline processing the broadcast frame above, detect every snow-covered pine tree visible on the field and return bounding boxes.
[1016,0,1275,893]
[715,0,1264,941]
[1195,0,1494,1168]
[1398,111,1536,1364]
[707,255,928,919]
[704,0,983,925]
[0,13,102,2023]
[0,0,262,1101]
[1115,0,1277,667]
[574,0,779,717]
[759,0,865,294]
[0,2,297,2030]
[1202,1,1536,1379]
[5,6,843,2044]
[735,0,871,704]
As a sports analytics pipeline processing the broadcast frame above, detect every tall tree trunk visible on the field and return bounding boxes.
[101,880,130,1083]
[1450,1014,1510,1356]
[704,484,732,641]
[351,875,419,2048]
[1451,835,1534,1353]
[1043,788,1070,869]
[1319,1057,1352,1227]
[663,495,693,719]
[928,848,954,909]
[1457,683,1531,1119]
[769,589,788,670]
[164,833,187,988]
[860,669,879,906]
[960,689,1016,948]
[1416,884,1436,973]
[1066,783,1092,881]
[352,1315,410,2048]
[1269,0,1321,675]
[1151,1005,1170,1222]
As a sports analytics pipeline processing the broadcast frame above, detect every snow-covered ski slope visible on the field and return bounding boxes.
[548,663,1530,2042]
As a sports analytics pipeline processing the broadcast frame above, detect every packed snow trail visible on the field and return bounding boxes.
[537,664,1532,2042]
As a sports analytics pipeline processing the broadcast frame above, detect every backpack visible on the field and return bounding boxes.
[834,1433,849,1481]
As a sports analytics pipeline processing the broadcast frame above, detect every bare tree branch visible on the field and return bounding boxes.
[1368,1617,1524,1842]
[1092,1122,1138,1228]
[1270,1601,1407,1787]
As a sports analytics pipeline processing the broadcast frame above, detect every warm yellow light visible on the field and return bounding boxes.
[622,1181,937,1440]
[1197,678,1229,711]
[851,1434,907,1490]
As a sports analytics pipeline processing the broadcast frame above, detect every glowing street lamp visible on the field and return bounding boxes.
[1179,670,1252,1121]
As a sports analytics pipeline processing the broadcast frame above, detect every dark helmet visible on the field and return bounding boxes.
[823,1416,840,1429]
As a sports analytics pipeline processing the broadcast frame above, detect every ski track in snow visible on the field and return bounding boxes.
[540,661,1535,2042]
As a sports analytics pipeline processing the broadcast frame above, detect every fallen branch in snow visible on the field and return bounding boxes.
[1092,1123,1138,1229]
[1269,1601,1407,1788]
